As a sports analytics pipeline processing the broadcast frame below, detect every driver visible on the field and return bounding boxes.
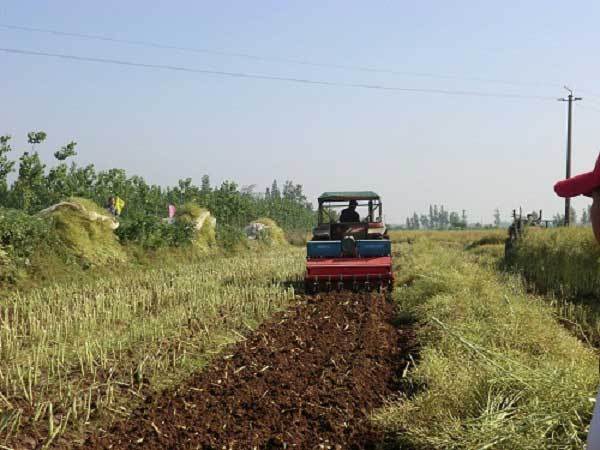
[340,200,360,222]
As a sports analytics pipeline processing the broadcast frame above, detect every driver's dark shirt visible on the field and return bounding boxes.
[340,208,360,222]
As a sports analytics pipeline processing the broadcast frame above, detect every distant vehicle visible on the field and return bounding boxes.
[504,208,551,259]
[304,191,393,293]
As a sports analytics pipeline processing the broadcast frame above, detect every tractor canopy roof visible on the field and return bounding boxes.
[318,191,380,202]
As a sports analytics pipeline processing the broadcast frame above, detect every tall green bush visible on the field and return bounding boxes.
[0,208,53,260]
[0,208,55,281]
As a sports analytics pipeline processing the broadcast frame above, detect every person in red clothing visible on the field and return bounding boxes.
[554,152,600,240]
[554,152,600,448]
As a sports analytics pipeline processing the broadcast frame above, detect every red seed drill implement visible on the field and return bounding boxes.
[305,192,393,293]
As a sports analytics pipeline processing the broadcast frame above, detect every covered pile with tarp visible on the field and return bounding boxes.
[244,218,287,246]
[39,197,127,265]
[174,203,217,252]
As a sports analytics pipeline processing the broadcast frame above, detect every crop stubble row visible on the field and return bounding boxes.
[84,292,415,449]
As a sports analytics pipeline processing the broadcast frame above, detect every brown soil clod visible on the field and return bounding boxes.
[83,293,416,449]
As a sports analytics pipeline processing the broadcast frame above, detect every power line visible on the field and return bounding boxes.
[579,96,600,110]
[579,103,600,114]
[577,88,600,100]
[0,23,562,89]
[0,47,558,100]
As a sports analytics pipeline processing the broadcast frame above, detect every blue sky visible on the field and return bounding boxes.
[1,1,600,223]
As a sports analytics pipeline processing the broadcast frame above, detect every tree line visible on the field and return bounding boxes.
[401,204,595,231]
[403,205,469,230]
[552,206,593,226]
[0,132,316,232]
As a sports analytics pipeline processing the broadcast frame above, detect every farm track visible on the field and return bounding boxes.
[83,292,415,449]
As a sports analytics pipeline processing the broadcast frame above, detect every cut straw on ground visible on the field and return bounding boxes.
[0,247,304,447]
[374,237,598,449]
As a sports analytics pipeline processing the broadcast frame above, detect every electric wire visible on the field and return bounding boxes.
[577,89,600,101]
[0,23,562,89]
[579,103,600,114]
[0,47,560,100]
[581,97,600,110]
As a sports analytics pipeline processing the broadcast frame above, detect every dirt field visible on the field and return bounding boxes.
[83,292,415,449]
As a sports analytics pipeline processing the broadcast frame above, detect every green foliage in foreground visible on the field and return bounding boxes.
[508,227,600,299]
[0,208,56,282]
[115,213,196,249]
[374,240,597,449]
[116,202,216,251]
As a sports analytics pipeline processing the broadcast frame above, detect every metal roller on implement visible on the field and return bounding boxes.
[304,191,394,294]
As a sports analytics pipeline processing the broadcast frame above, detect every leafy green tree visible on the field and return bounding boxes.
[493,209,501,227]
[449,211,466,229]
[270,180,280,199]
[0,136,15,204]
[283,180,305,201]
[439,205,449,229]
[552,208,576,226]
[582,206,591,225]
[10,151,47,212]
[69,163,97,198]
[449,211,460,227]
[551,208,576,226]
[45,141,79,204]
[429,205,434,228]
[45,163,69,204]
[552,213,564,226]
[27,131,47,145]
[412,212,420,229]
[240,184,256,195]
[7,130,49,211]
[95,168,128,206]
[201,174,211,194]
[53,141,77,161]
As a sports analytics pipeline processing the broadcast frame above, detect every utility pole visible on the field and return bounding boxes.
[558,86,582,226]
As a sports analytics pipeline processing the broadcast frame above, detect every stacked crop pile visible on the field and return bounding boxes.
[40,197,127,265]
[245,218,287,246]
[175,203,217,252]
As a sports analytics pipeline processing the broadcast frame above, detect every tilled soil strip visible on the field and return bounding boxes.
[84,293,415,449]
